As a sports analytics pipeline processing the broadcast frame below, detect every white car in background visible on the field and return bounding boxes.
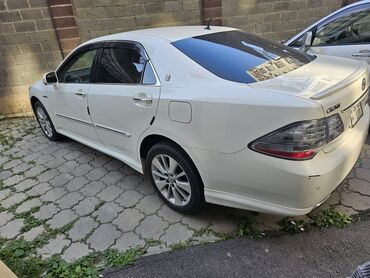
[285,0,370,63]
[29,26,370,216]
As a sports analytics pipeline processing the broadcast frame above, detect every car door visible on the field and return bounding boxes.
[88,42,160,163]
[289,3,370,64]
[49,46,100,143]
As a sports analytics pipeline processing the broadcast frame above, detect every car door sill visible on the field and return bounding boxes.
[56,129,143,174]
[94,124,131,137]
[55,113,93,126]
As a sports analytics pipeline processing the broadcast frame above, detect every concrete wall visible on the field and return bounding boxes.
[0,0,354,116]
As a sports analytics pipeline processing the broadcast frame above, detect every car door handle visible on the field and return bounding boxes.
[75,91,86,97]
[133,94,153,105]
[352,50,370,57]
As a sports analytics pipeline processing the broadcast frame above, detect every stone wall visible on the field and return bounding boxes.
[73,0,202,42]
[0,0,356,116]
[0,0,62,116]
[222,0,344,41]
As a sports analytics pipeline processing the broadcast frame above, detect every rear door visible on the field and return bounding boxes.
[88,42,161,163]
[289,3,370,64]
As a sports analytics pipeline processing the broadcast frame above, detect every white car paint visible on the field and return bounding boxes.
[285,0,370,63]
[30,26,370,215]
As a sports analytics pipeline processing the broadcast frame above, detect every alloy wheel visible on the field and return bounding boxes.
[36,106,53,138]
[151,154,192,206]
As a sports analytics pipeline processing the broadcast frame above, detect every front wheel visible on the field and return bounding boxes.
[34,101,62,141]
[146,141,205,214]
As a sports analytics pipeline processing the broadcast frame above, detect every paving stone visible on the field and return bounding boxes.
[73,196,100,216]
[34,203,60,220]
[57,160,79,173]
[50,173,74,187]
[104,159,122,171]
[64,177,89,192]
[89,156,111,167]
[0,188,12,201]
[84,167,108,181]
[113,208,145,232]
[341,191,370,211]
[11,162,32,174]
[79,181,105,197]
[3,174,25,187]
[115,190,143,208]
[96,185,123,202]
[24,165,47,178]
[26,182,51,197]
[76,153,95,164]
[117,175,141,190]
[38,235,71,259]
[14,178,38,192]
[0,170,12,181]
[71,164,93,177]
[0,211,14,226]
[157,205,183,224]
[37,169,59,183]
[101,171,123,185]
[15,198,42,213]
[40,187,68,202]
[64,150,84,161]
[68,216,99,241]
[145,244,171,256]
[136,180,155,195]
[62,242,92,263]
[0,218,24,239]
[44,157,66,168]
[335,205,358,216]
[119,166,136,176]
[56,192,84,209]
[135,215,169,240]
[355,168,370,182]
[3,159,23,170]
[160,223,193,245]
[47,209,79,229]
[348,178,370,196]
[360,158,370,169]
[254,213,285,231]
[112,232,145,251]
[135,195,162,215]
[87,224,121,251]
[93,202,123,223]
[2,192,27,209]
[18,225,45,241]
[181,214,213,231]
[211,216,238,234]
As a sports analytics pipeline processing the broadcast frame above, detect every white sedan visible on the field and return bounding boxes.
[29,26,370,216]
[285,0,370,63]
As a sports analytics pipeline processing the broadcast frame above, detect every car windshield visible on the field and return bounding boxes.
[172,30,315,84]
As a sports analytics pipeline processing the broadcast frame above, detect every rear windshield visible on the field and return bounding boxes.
[172,31,315,84]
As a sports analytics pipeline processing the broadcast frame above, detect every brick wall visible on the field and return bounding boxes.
[222,0,344,41]
[73,0,202,42]
[0,0,62,117]
[0,0,356,116]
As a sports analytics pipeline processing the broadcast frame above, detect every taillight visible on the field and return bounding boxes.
[249,114,344,160]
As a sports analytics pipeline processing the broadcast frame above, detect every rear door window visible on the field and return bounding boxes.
[172,31,314,84]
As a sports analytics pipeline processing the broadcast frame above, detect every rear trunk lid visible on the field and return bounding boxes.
[249,56,369,140]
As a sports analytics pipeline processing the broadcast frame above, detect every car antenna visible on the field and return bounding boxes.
[205,17,212,30]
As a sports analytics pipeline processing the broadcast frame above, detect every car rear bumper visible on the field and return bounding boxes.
[192,105,369,216]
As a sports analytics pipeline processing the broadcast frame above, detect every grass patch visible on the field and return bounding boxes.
[278,219,306,234]
[169,241,189,251]
[312,208,352,228]
[0,133,16,151]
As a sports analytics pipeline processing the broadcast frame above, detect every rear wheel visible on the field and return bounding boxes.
[34,101,62,141]
[146,141,205,214]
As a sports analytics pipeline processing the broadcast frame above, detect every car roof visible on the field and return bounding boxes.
[84,25,237,44]
[285,0,370,45]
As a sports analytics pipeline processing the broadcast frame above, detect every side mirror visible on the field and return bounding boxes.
[42,72,58,85]
[299,31,313,53]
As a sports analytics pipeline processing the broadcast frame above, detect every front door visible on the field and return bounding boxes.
[88,42,160,164]
[308,4,370,63]
[50,48,100,143]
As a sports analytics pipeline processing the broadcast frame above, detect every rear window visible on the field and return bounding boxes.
[172,31,315,84]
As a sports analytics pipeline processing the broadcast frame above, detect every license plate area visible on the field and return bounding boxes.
[350,101,363,127]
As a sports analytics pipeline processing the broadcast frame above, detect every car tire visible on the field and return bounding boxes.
[146,141,205,214]
[34,101,62,141]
